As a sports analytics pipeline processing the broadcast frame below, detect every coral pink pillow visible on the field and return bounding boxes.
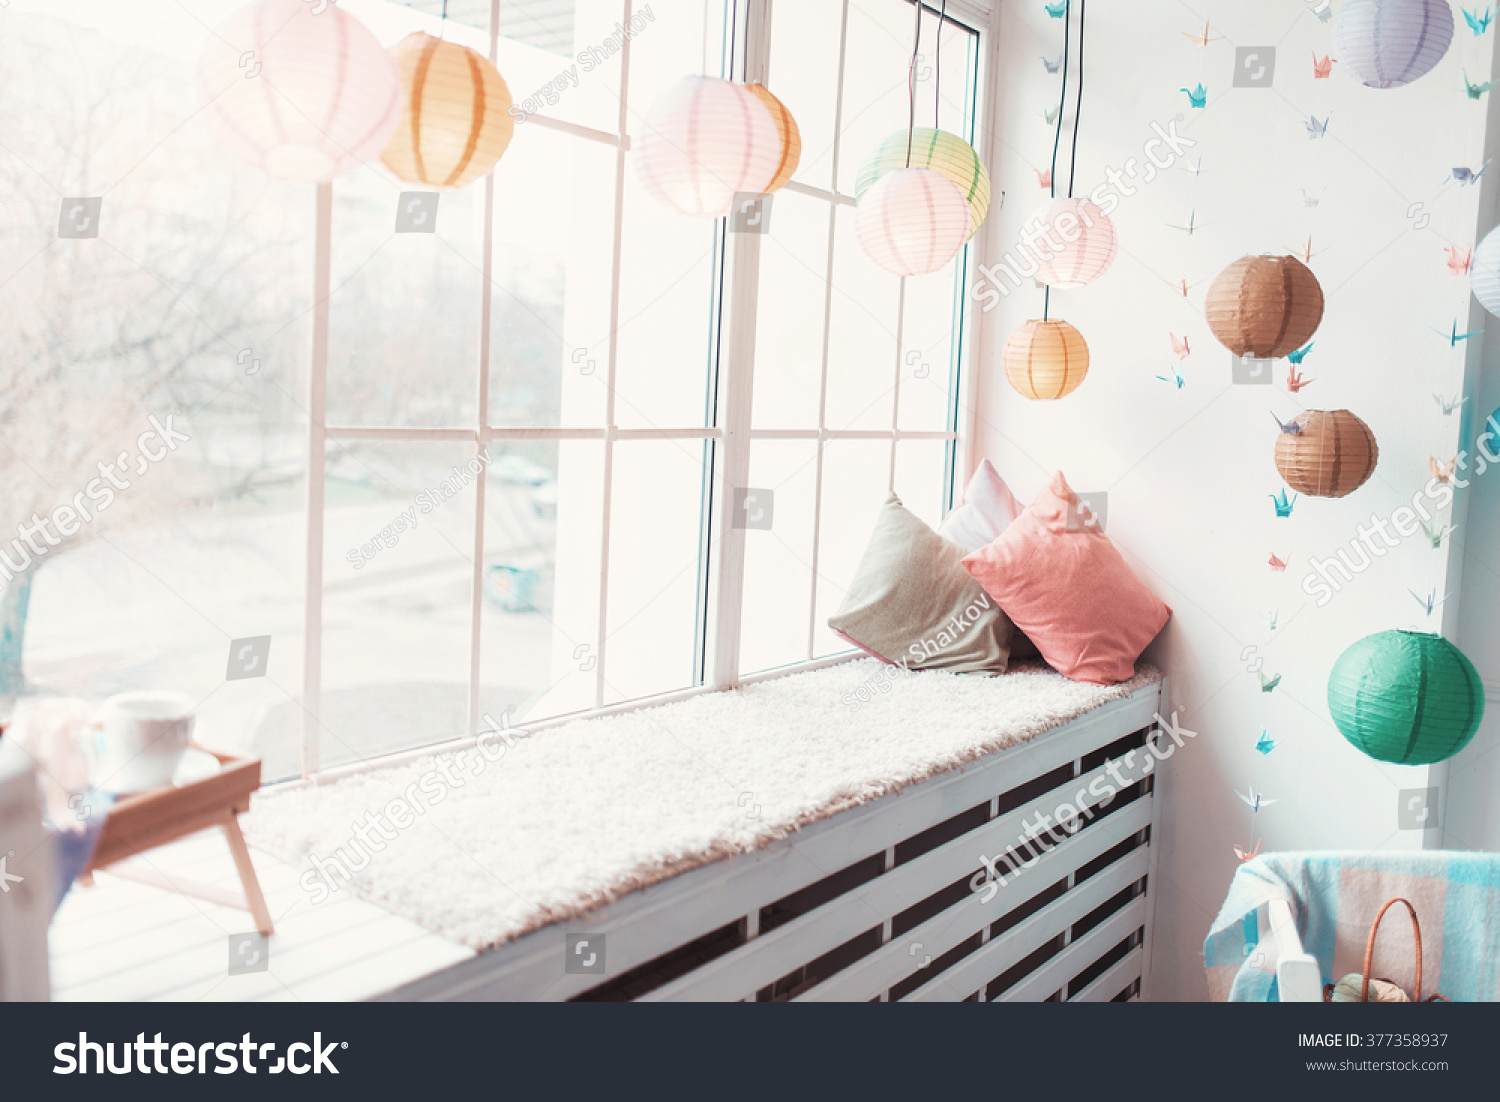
[961,472,1170,685]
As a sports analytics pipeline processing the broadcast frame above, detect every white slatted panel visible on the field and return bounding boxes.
[384,688,1160,1000]
[1070,946,1143,1003]
[902,846,1149,1002]
[998,897,1148,1003]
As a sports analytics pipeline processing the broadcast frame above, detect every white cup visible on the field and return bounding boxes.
[88,692,196,794]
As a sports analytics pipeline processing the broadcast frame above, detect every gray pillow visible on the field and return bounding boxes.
[829,493,1013,675]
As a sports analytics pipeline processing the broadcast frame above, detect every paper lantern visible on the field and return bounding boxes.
[744,84,800,192]
[1003,319,1090,400]
[635,76,781,217]
[1274,409,1379,498]
[1029,198,1118,288]
[197,0,401,182]
[1471,224,1500,317]
[1333,0,1454,89]
[856,128,991,238]
[855,167,970,276]
[1328,631,1484,765]
[381,33,514,189]
[1206,255,1324,359]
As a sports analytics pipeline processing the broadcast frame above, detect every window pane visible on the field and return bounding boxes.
[892,437,950,530]
[0,1,311,779]
[752,191,831,430]
[602,440,709,702]
[812,438,892,658]
[739,440,819,675]
[319,441,479,768]
[767,0,844,192]
[478,439,604,724]
[826,206,899,431]
[898,250,962,433]
[488,126,615,429]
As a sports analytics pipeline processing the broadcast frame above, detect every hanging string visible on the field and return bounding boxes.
[439,0,448,39]
[906,0,922,166]
[1044,1,1072,320]
[1067,0,1086,199]
[934,0,948,130]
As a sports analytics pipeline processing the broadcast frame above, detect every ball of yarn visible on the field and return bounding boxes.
[1328,974,1410,1002]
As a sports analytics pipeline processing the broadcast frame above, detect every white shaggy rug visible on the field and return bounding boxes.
[246,659,1161,951]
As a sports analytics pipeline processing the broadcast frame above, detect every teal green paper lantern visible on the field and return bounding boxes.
[1327,631,1484,765]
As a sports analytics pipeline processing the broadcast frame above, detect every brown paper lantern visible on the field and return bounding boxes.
[1206,254,1324,359]
[1003,319,1089,400]
[381,32,515,189]
[1274,409,1378,498]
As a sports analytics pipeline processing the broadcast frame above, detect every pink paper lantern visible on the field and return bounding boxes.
[856,167,970,277]
[1030,198,1117,288]
[635,76,782,217]
[198,0,401,182]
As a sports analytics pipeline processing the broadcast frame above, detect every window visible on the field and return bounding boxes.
[2,0,985,783]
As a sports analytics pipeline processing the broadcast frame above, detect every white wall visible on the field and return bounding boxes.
[973,0,1498,1000]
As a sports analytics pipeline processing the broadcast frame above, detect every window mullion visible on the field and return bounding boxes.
[301,182,333,779]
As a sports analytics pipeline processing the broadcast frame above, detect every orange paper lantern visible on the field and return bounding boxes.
[381,32,515,189]
[1003,319,1090,400]
[1206,255,1324,359]
[1274,409,1379,498]
[744,84,800,192]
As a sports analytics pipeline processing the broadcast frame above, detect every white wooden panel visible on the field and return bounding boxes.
[1070,946,1143,1002]
[645,761,1153,1002]
[793,799,1152,1003]
[997,896,1148,1003]
[901,848,1149,1002]
[383,684,1162,1001]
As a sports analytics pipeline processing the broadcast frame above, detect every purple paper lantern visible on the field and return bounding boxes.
[1333,0,1455,89]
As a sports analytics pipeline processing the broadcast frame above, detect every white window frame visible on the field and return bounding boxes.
[297,0,992,781]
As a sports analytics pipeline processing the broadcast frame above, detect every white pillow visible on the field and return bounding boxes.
[938,459,1023,551]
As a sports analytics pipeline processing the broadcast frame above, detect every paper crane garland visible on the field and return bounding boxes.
[1270,489,1297,517]
[1465,5,1494,33]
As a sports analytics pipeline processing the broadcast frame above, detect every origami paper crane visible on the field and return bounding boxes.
[1183,20,1224,46]
[1452,160,1491,185]
[1259,670,1282,693]
[1181,158,1206,177]
[1268,552,1288,572]
[1177,277,1205,297]
[1036,168,1053,188]
[1465,71,1496,99]
[1156,362,1185,389]
[1306,114,1329,139]
[1447,246,1473,275]
[1464,6,1493,35]
[1313,53,1334,79]
[1419,518,1456,548]
[1410,587,1455,615]
[1255,731,1277,755]
[1269,490,1296,518]
[1287,235,1325,263]
[1432,320,1482,346]
[1301,188,1322,206]
[1045,1,1067,17]
[1262,607,1281,630]
[1170,332,1191,357]
[1042,105,1060,125]
[1287,342,1314,365]
[1042,54,1062,73]
[1167,210,1207,235]
[1181,83,1208,108]
[1430,455,1457,483]
[1287,366,1314,393]
[1434,392,1469,415]
[1270,411,1302,435]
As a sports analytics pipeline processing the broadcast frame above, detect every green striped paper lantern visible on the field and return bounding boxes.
[1327,631,1485,765]
[855,128,990,239]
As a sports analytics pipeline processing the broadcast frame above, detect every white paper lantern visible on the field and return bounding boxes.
[856,168,970,277]
[1333,0,1454,89]
[1029,198,1118,288]
[635,76,781,217]
[1472,225,1500,316]
[198,0,401,182]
